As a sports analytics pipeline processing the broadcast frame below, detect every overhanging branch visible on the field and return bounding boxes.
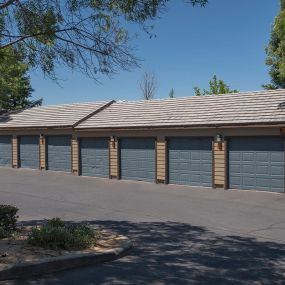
[0,0,18,10]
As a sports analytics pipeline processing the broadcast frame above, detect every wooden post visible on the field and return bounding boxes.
[156,137,167,184]
[213,141,227,189]
[12,135,19,168]
[109,137,119,179]
[71,135,80,175]
[39,134,46,170]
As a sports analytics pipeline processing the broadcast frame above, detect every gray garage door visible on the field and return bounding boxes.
[46,136,71,172]
[168,137,212,187]
[120,138,155,182]
[80,138,109,178]
[229,137,284,193]
[19,136,39,169]
[0,136,12,167]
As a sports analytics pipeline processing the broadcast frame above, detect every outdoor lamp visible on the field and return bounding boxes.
[216,134,223,150]
[40,134,44,144]
[111,135,116,148]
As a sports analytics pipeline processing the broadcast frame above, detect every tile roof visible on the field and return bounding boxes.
[0,101,113,128]
[76,89,285,129]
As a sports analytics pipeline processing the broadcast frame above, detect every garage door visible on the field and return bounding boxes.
[46,136,71,172]
[19,136,39,169]
[0,136,12,167]
[80,138,109,178]
[229,137,284,193]
[120,138,155,182]
[168,137,212,186]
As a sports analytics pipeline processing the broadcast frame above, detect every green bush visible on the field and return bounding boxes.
[47,217,66,227]
[0,227,11,239]
[27,218,100,250]
[0,205,18,231]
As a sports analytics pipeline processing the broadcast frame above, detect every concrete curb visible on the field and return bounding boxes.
[0,239,132,281]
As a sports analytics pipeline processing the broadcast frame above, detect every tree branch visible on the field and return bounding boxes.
[0,0,18,10]
[0,28,75,49]
[54,34,108,56]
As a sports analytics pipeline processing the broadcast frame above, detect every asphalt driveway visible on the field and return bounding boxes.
[0,167,285,284]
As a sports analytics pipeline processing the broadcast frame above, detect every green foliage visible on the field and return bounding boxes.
[264,0,285,89]
[193,86,202,96]
[0,227,11,239]
[0,204,19,233]
[194,75,238,96]
[0,226,19,239]
[0,0,208,80]
[262,83,278,90]
[47,217,66,227]
[28,218,100,250]
[169,88,175,98]
[0,47,42,110]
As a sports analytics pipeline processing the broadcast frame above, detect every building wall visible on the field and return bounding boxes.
[1,126,284,189]
[73,126,283,138]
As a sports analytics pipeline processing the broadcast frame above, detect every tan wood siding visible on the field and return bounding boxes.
[156,139,166,183]
[213,141,226,188]
[71,136,79,175]
[39,135,46,170]
[109,139,118,178]
[12,135,18,168]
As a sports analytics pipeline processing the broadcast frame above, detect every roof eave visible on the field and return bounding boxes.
[75,121,285,131]
[0,125,74,131]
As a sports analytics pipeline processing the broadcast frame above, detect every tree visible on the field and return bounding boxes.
[0,0,208,80]
[263,0,285,89]
[140,71,157,100]
[194,75,238,96]
[169,88,175,98]
[0,47,42,110]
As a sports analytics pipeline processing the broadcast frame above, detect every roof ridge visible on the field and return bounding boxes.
[73,100,116,128]
[21,89,285,109]
[114,89,285,104]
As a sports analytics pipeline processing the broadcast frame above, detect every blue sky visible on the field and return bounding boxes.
[30,0,279,105]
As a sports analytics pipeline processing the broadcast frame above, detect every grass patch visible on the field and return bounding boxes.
[27,218,100,250]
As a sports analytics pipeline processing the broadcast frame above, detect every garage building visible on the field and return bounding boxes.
[0,89,285,193]
[0,101,113,173]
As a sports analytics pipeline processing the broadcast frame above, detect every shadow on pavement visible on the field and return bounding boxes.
[2,220,285,285]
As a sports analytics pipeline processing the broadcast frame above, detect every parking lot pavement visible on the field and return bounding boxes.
[1,167,285,284]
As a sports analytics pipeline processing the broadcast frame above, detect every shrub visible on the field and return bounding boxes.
[27,218,100,250]
[0,227,11,239]
[0,205,18,231]
[47,217,66,227]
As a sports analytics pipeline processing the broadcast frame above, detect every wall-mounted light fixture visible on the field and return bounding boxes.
[40,134,44,144]
[216,134,223,150]
[110,135,117,148]
[216,134,223,142]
